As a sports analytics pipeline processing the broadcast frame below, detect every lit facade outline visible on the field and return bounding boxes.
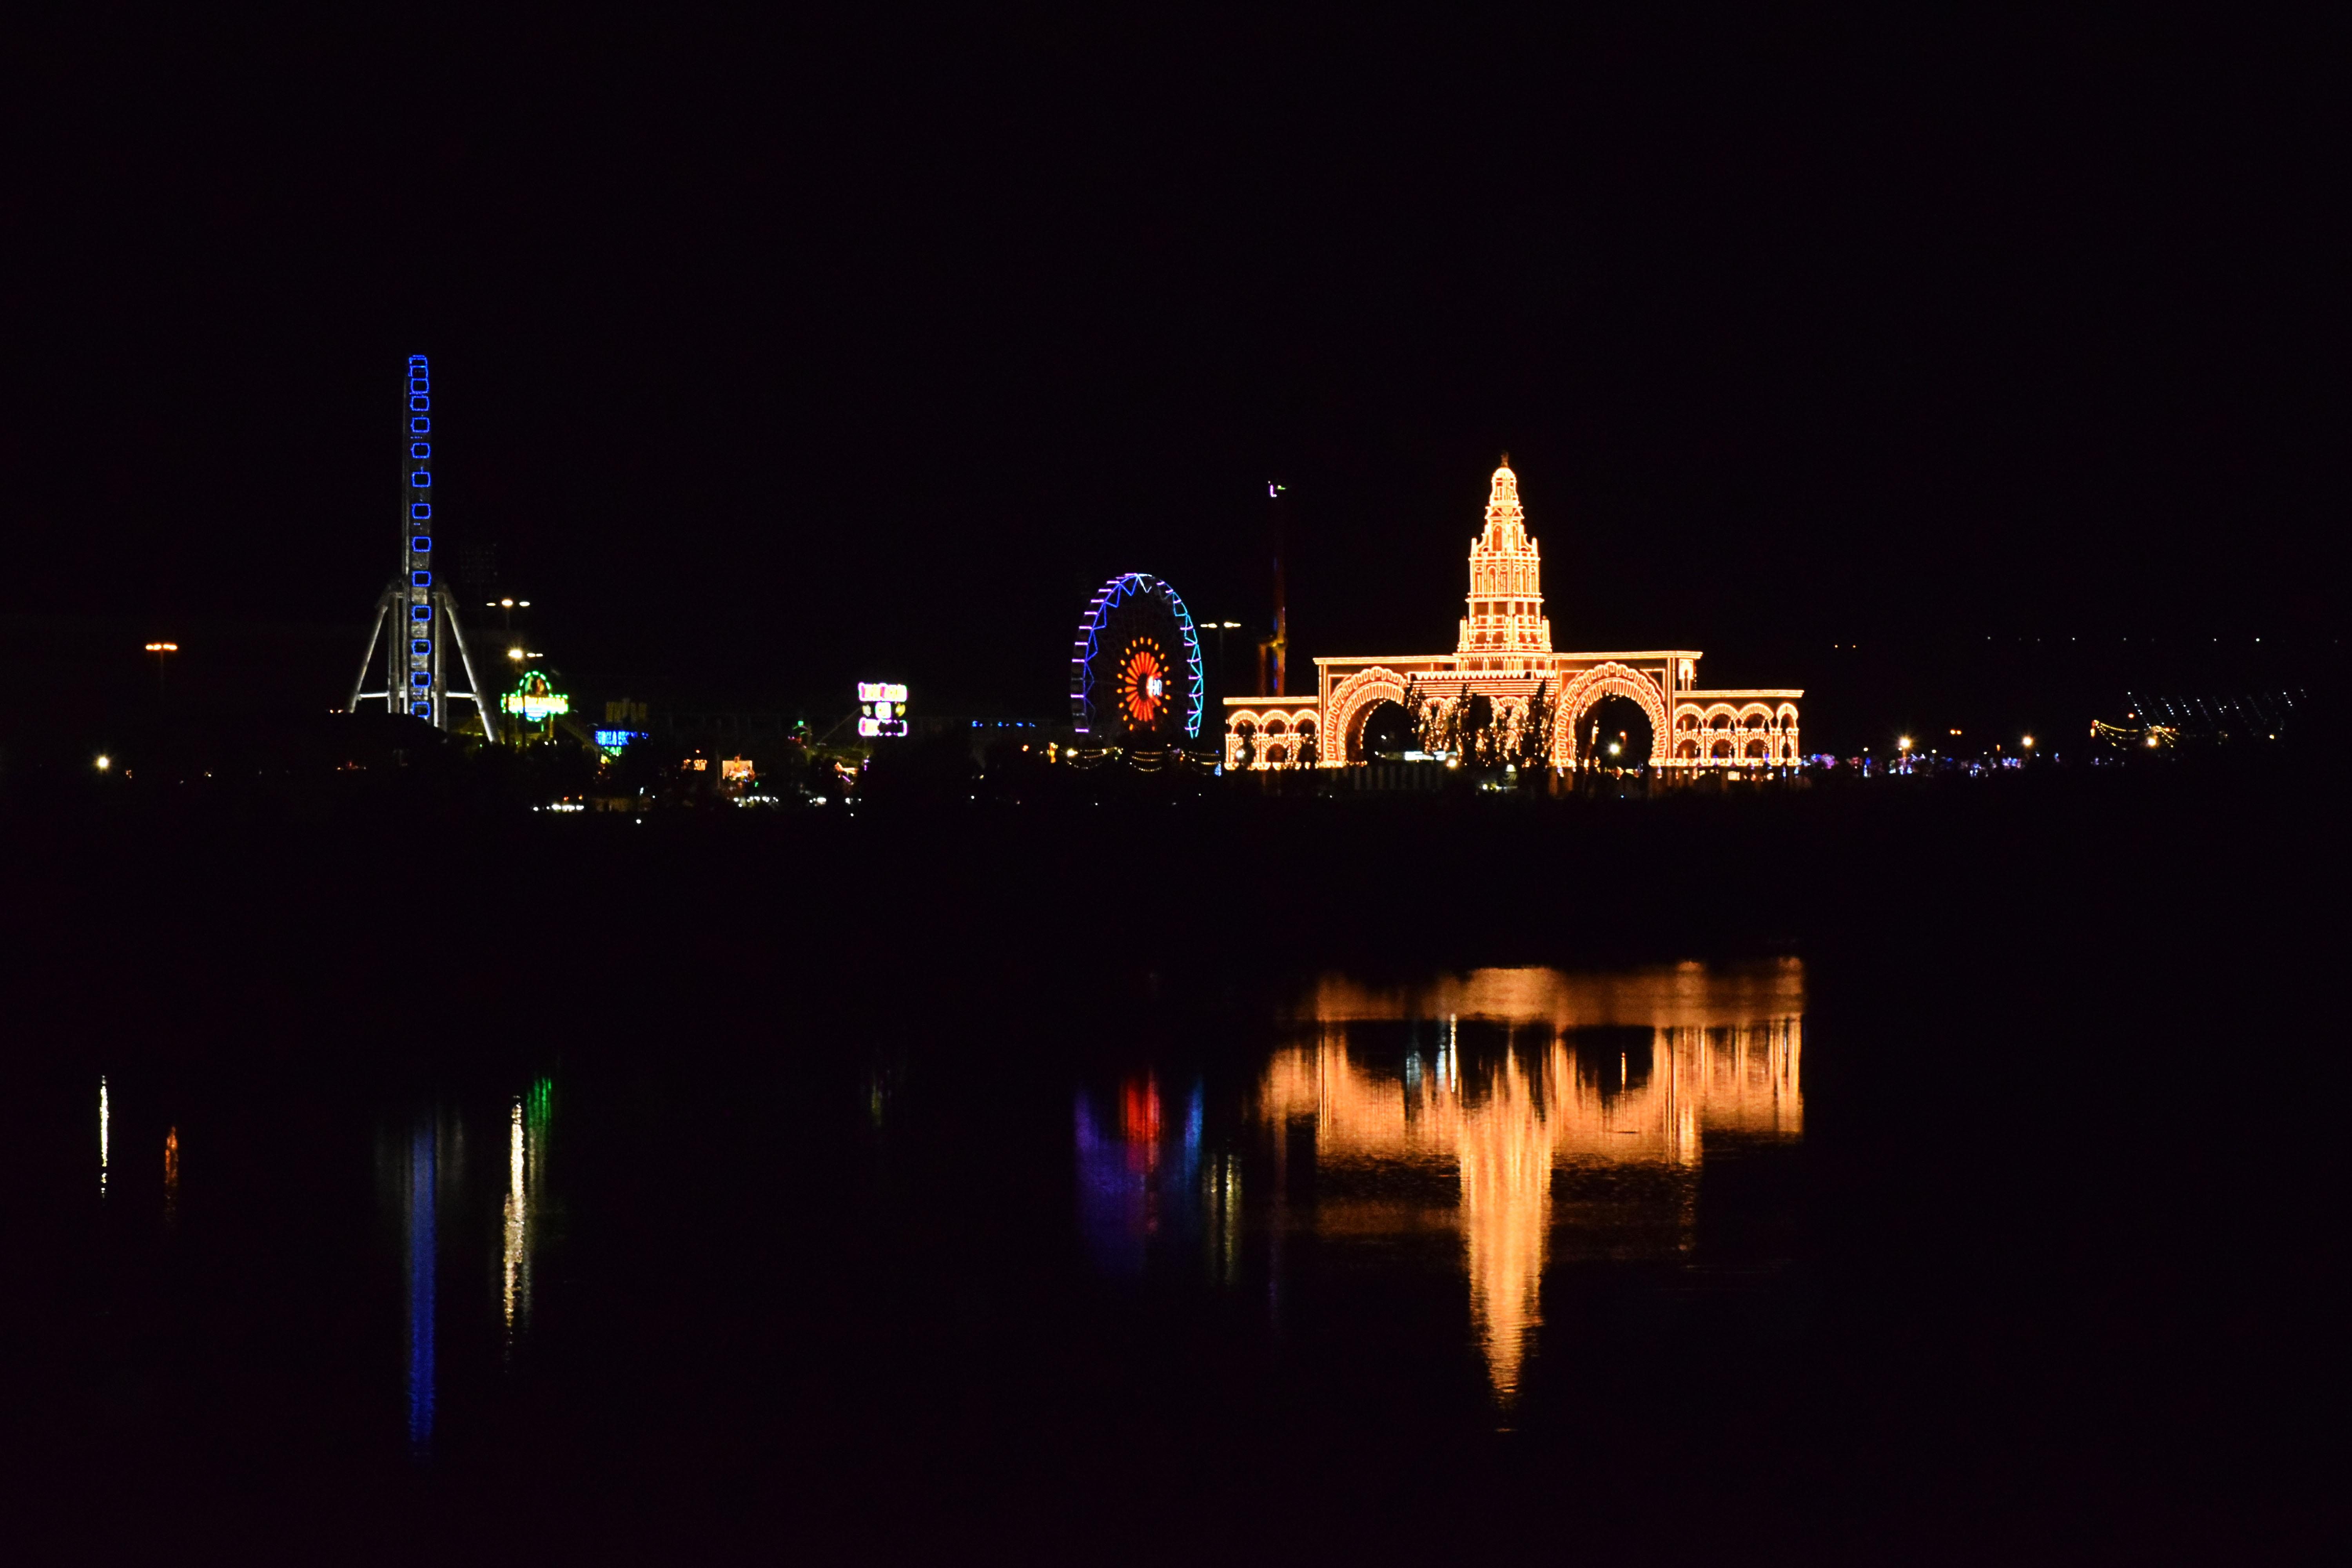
[1222,459,1802,770]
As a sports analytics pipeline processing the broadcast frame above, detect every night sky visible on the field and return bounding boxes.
[8,15,2339,731]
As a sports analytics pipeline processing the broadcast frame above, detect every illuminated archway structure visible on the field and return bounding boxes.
[1221,459,1801,770]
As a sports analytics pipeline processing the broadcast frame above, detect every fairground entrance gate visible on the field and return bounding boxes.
[1221,460,1801,772]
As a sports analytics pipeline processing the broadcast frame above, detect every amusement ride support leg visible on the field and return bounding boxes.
[431,595,447,730]
[349,589,392,713]
[441,589,501,744]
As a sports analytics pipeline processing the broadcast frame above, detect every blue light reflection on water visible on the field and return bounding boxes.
[1074,1076,1203,1276]
[404,1116,436,1454]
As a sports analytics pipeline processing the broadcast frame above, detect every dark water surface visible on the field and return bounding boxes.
[2,782,2335,1560]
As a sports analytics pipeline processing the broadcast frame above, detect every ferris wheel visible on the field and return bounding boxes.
[1069,573,1205,742]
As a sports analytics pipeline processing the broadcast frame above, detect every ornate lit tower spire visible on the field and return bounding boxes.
[1457,454,1552,664]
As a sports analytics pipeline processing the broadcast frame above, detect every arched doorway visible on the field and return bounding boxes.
[1361,699,1416,759]
[1576,693,1655,772]
[1550,662,1671,769]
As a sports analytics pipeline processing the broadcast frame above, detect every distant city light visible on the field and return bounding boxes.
[1898,737,1913,751]
[144,641,178,653]
[94,755,111,771]
[2022,735,2034,748]
[593,728,648,755]
[507,647,525,661]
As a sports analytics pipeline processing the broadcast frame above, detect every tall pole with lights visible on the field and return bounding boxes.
[1257,482,1289,697]
[348,355,501,739]
[144,641,177,701]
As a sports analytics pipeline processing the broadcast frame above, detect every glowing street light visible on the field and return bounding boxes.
[144,640,178,700]
[1898,736,1913,751]
[1210,620,1245,673]
[2022,735,2034,749]
[94,754,111,771]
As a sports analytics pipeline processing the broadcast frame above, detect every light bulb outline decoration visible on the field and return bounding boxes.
[1117,638,1170,728]
[1069,573,1205,741]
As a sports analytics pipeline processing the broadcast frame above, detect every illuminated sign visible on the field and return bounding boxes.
[857,681,909,738]
[500,671,570,723]
[719,758,754,783]
[593,727,647,755]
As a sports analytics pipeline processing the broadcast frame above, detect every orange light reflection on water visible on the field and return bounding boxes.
[1259,962,1804,1405]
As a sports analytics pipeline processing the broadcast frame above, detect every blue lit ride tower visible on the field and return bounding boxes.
[348,356,500,738]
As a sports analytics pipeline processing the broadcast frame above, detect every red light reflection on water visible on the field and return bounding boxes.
[1077,1073,1202,1275]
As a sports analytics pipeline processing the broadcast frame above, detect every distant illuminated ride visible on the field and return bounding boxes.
[1070,573,1204,742]
[348,354,500,737]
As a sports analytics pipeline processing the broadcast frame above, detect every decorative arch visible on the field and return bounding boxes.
[1326,666,1413,764]
[1552,662,1671,769]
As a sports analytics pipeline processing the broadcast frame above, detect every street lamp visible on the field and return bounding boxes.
[1210,621,1243,681]
[486,598,534,634]
[144,641,178,700]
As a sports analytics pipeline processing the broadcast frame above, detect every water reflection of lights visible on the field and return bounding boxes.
[1206,1153,1243,1288]
[1075,1074,1204,1277]
[99,1076,109,1194]
[1261,963,1805,1404]
[503,1100,528,1349]
[403,1116,437,1453]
